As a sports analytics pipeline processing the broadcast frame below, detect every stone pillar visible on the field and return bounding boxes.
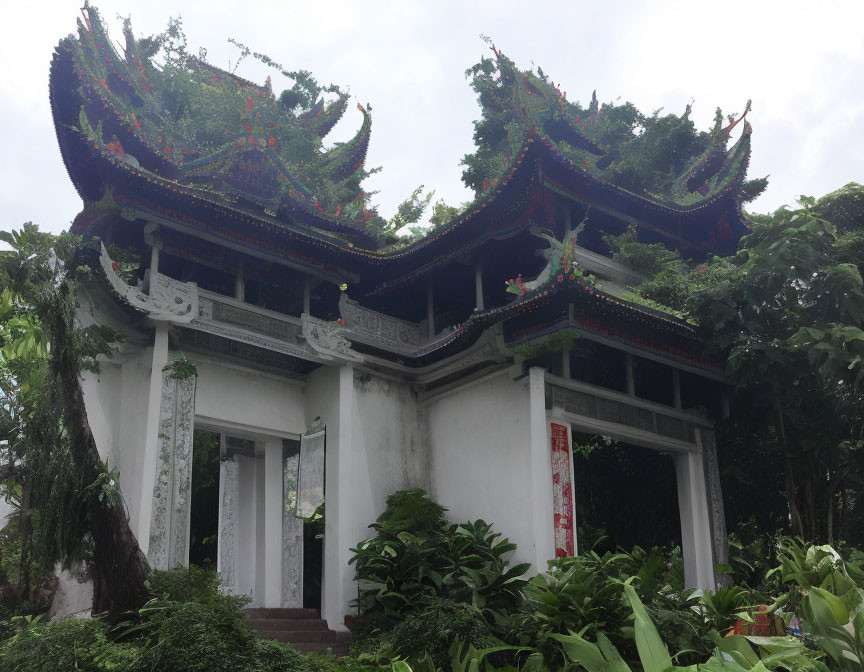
[137,325,169,554]
[672,369,682,410]
[218,455,239,592]
[474,264,485,311]
[282,439,304,608]
[528,367,554,570]
[234,257,245,301]
[625,353,635,396]
[147,364,197,570]
[262,438,284,607]
[321,366,354,631]
[426,282,435,339]
[698,428,729,581]
[675,449,715,591]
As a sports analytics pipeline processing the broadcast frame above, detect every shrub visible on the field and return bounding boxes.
[136,599,256,671]
[0,616,139,672]
[360,598,493,670]
[350,490,527,625]
[374,489,447,537]
[249,637,310,672]
[146,564,241,608]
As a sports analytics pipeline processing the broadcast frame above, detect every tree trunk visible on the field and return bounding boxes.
[775,399,805,539]
[46,286,150,622]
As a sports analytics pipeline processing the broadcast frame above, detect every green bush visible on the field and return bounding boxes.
[374,489,447,537]
[350,490,528,625]
[137,599,255,671]
[388,599,494,668]
[249,637,310,672]
[0,616,139,672]
[146,564,241,608]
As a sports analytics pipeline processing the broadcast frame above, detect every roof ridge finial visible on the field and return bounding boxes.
[723,99,752,136]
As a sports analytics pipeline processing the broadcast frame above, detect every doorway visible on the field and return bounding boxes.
[571,431,682,554]
[189,428,221,568]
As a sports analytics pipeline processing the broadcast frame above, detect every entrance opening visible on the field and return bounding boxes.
[303,503,324,610]
[189,429,221,568]
[572,432,681,554]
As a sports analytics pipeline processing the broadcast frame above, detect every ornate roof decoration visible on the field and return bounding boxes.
[53,4,377,238]
[52,5,755,296]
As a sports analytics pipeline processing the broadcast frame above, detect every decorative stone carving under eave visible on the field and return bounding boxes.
[339,294,426,354]
[99,244,198,323]
[191,297,319,362]
[301,313,363,362]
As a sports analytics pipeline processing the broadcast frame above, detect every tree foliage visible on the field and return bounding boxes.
[0,224,149,620]
[605,187,864,545]
[459,44,768,203]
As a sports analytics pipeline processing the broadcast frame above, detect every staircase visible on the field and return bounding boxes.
[246,608,351,656]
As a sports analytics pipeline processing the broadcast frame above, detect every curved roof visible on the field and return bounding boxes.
[51,5,752,288]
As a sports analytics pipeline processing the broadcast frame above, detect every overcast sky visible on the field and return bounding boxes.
[2,0,863,237]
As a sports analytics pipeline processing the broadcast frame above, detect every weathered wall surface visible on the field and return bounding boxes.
[350,371,431,544]
[194,359,306,436]
[80,345,153,535]
[426,374,537,571]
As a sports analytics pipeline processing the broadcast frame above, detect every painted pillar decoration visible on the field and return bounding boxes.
[148,369,197,570]
[550,423,575,557]
[297,420,326,518]
[698,428,729,579]
[282,439,304,608]
[218,454,239,592]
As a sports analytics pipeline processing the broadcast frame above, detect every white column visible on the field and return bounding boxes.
[528,367,555,570]
[303,277,311,316]
[675,449,715,591]
[625,353,635,396]
[136,325,169,554]
[262,439,284,607]
[426,282,435,339]
[474,264,485,311]
[321,366,354,631]
[234,257,245,301]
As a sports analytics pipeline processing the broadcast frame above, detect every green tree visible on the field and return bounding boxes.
[0,224,150,620]
[607,190,864,544]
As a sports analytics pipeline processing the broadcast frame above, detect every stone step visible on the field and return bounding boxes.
[259,629,352,644]
[292,641,350,656]
[245,607,320,620]
[247,618,328,632]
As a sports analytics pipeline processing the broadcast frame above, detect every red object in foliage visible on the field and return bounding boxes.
[111,261,120,271]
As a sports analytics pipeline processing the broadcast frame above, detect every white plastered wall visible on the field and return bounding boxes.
[193,359,306,436]
[426,372,541,574]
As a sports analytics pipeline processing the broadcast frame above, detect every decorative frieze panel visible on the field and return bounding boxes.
[148,371,197,570]
[199,297,303,343]
[177,328,320,375]
[339,295,425,352]
[282,439,303,608]
[546,381,702,447]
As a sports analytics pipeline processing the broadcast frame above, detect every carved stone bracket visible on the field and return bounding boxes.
[148,371,197,570]
[301,314,362,362]
[98,243,198,322]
